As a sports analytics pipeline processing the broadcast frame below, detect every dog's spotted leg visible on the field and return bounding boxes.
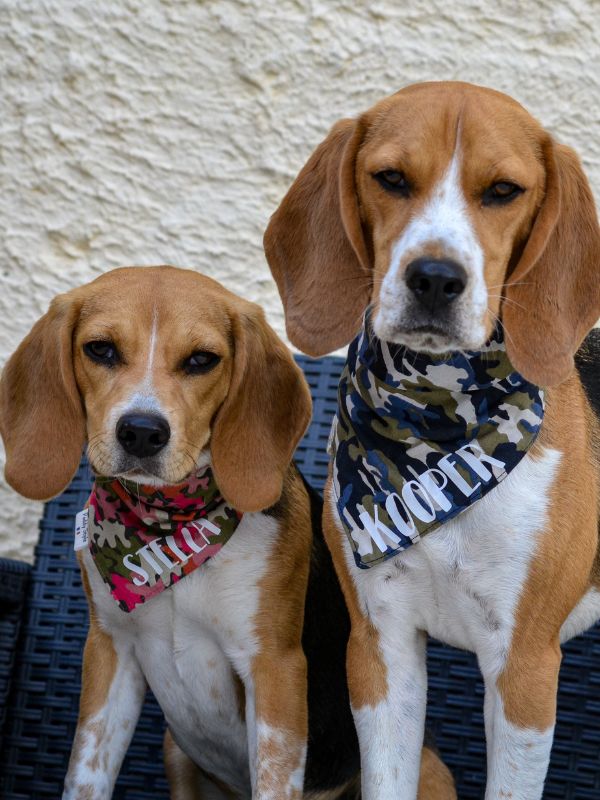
[482,645,560,800]
[62,617,145,799]
[248,655,308,800]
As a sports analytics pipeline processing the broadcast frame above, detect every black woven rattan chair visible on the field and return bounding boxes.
[0,354,599,798]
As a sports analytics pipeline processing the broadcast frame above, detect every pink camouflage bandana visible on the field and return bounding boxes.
[82,468,242,612]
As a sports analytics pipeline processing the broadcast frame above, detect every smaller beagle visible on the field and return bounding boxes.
[0,266,455,799]
[265,82,600,800]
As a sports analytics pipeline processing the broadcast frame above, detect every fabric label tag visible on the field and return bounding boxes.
[74,508,89,551]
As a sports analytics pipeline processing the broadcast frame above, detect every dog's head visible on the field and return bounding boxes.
[0,266,312,505]
[265,81,600,386]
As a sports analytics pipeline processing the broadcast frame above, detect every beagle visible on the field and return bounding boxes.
[0,266,455,799]
[265,81,600,800]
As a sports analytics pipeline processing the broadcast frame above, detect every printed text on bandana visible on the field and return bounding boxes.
[354,440,505,557]
[123,519,221,586]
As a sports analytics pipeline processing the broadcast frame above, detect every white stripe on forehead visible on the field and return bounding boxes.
[114,307,163,419]
[146,308,158,375]
[376,140,488,349]
[386,145,484,281]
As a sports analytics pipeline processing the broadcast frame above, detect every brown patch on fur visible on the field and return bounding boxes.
[418,746,457,799]
[163,728,204,800]
[75,785,95,800]
[322,480,388,709]
[85,751,100,772]
[77,561,119,721]
[250,468,311,793]
[497,375,599,730]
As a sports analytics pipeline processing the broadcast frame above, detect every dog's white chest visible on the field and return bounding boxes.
[347,447,561,674]
[82,512,280,794]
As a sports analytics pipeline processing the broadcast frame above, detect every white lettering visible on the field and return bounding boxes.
[148,539,178,570]
[385,493,418,538]
[418,468,452,512]
[358,506,402,555]
[191,518,221,537]
[165,535,191,564]
[456,442,506,481]
[136,543,165,575]
[438,453,480,497]
[123,554,151,587]
[401,480,436,522]
[182,526,210,554]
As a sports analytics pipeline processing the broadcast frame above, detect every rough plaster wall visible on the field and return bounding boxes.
[1,0,599,561]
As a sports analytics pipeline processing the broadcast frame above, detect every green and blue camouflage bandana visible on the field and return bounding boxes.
[82,469,242,612]
[330,308,544,569]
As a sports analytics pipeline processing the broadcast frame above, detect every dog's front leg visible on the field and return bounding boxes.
[323,498,429,800]
[350,621,428,800]
[244,646,308,800]
[62,618,146,799]
[481,641,560,800]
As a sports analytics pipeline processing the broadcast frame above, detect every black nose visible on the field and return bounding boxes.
[116,414,171,458]
[405,258,467,313]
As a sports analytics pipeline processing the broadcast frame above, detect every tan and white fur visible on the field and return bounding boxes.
[0,266,455,799]
[265,81,600,800]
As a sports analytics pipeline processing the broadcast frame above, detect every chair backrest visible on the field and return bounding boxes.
[1,354,599,798]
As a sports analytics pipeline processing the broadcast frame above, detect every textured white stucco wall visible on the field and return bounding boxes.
[1,0,599,561]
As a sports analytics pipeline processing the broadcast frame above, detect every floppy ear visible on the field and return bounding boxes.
[503,137,600,387]
[264,118,372,356]
[0,292,86,500]
[210,304,312,512]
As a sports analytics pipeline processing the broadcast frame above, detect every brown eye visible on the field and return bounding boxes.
[374,170,411,197]
[83,340,120,366]
[483,181,524,206]
[182,351,221,375]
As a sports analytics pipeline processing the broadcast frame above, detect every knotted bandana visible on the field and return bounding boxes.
[330,308,544,569]
[82,469,242,612]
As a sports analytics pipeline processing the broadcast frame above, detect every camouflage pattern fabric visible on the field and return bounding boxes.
[330,308,544,569]
[85,469,242,612]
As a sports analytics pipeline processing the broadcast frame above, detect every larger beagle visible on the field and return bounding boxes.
[265,82,600,800]
[0,266,455,799]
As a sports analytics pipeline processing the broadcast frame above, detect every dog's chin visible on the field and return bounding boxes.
[374,322,488,355]
[90,449,211,488]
